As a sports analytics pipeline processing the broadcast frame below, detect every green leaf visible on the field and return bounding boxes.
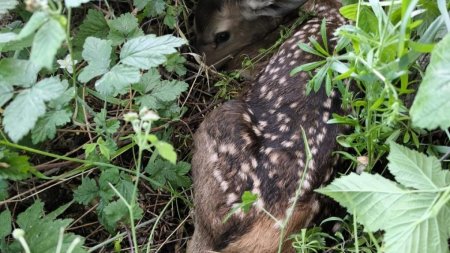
[383,193,447,253]
[164,53,187,76]
[78,37,112,83]
[30,19,66,70]
[0,81,13,107]
[73,9,109,55]
[31,109,72,144]
[65,0,91,8]
[388,142,447,190]
[410,33,450,129]
[17,12,48,40]
[145,160,191,189]
[0,179,8,201]
[143,0,166,16]
[17,200,45,230]
[94,109,120,135]
[107,13,144,45]
[0,148,34,181]
[0,0,17,18]
[3,77,68,142]
[16,200,87,253]
[317,172,407,232]
[0,210,11,238]
[136,80,188,109]
[95,64,140,96]
[319,167,450,253]
[0,58,39,87]
[132,68,161,93]
[120,34,186,69]
[102,200,143,231]
[73,177,99,205]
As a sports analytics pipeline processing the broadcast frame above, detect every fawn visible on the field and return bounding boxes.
[189,0,346,252]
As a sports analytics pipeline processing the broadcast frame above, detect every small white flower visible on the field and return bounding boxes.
[141,110,160,122]
[57,54,78,74]
[124,112,139,122]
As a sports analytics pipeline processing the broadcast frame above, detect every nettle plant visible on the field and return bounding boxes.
[1,0,191,252]
[287,1,450,253]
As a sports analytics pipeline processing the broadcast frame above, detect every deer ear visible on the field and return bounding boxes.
[240,0,309,19]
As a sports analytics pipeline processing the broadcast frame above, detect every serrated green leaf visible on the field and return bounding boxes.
[382,193,448,253]
[17,200,45,230]
[388,142,447,190]
[145,160,191,189]
[151,80,188,101]
[73,177,99,205]
[94,109,120,135]
[31,109,72,144]
[107,13,143,45]
[102,200,143,231]
[0,81,13,107]
[318,172,406,232]
[410,33,450,130]
[3,77,67,142]
[319,170,450,253]
[0,149,34,181]
[133,68,161,93]
[78,37,112,83]
[16,200,87,253]
[0,210,11,238]
[164,53,187,76]
[30,19,66,70]
[120,34,186,69]
[73,9,109,55]
[95,64,140,96]
[136,80,187,109]
[65,0,91,8]
[48,87,76,108]
[154,140,177,164]
[0,0,17,18]
[0,59,39,87]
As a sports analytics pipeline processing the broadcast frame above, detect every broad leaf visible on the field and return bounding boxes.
[145,160,191,189]
[410,33,450,129]
[0,59,39,87]
[31,109,72,144]
[78,37,112,83]
[0,210,11,238]
[0,81,13,107]
[319,144,450,253]
[95,64,140,96]
[0,149,34,180]
[107,13,143,45]
[73,9,109,55]
[120,34,186,69]
[30,19,66,70]
[16,200,87,253]
[318,172,406,232]
[73,177,99,205]
[3,77,67,142]
[388,142,447,190]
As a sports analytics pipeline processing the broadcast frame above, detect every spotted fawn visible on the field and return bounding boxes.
[189,0,346,252]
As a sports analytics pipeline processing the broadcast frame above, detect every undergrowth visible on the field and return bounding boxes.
[0,0,449,253]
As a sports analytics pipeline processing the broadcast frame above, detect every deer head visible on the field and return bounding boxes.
[194,0,309,69]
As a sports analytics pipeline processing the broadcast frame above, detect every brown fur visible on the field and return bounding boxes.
[189,0,346,252]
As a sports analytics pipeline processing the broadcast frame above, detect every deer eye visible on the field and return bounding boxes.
[215,31,230,44]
